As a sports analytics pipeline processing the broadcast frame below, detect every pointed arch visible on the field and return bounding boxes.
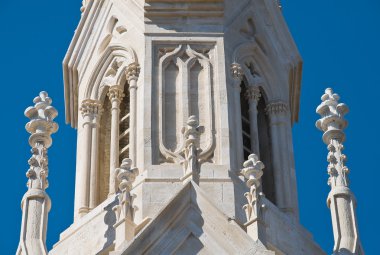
[85,44,138,101]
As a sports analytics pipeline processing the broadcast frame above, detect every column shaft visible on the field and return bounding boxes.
[266,102,294,214]
[129,81,137,164]
[108,86,124,196]
[246,86,261,155]
[89,107,102,209]
[80,115,92,215]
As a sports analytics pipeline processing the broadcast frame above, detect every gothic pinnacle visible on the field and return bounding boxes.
[17,91,58,255]
[316,88,364,255]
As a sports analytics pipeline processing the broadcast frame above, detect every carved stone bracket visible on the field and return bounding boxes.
[181,116,205,184]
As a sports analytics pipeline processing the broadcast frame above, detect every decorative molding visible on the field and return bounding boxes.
[157,44,215,164]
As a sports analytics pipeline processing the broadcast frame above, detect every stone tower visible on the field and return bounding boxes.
[16,1,364,255]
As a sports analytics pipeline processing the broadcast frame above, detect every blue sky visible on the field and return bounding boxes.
[0,0,378,254]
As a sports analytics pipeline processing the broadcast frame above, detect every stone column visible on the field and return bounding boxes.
[241,154,267,245]
[108,86,125,196]
[17,91,58,255]
[230,62,245,166]
[76,99,96,216]
[245,86,261,155]
[89,101,103,209]
[265,101,294,214]
[316,88,364,255]
[126,63,140,165]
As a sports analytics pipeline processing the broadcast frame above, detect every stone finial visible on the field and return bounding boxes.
[25,91,58,148]
[17,91,58,255]
[241,154,264,189]
[316,88,349,144]
[116,159,139,195]
[316,88,364,255]
[114,159,139,222]
[231,62,243,81]
[113,159,142,249]
[240,154,266,243]
[126,63,141,84]
[181,115,205,184]
[24,91,58,191]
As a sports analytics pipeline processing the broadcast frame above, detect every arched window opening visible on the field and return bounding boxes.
[97,82,130,206]
[257,92,276,204]
[240,81,252,160]
[98,97,111,203]
[119,84,130,164]
[240,83,276,205]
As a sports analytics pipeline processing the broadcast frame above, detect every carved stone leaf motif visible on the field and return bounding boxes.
[24,91,58,191]
[158,44,215,164]
[241,154,265,222]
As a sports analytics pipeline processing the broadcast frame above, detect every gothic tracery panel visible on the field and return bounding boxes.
[153,44,216,164]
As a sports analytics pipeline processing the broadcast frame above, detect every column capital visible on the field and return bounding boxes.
[231,62,244,81]
[245,86,261,103]
[107,86,125,103]
[126,63,141,85]
[80,99,103,118]
[265,101,288,116]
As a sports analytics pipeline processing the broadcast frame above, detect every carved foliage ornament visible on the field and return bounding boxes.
[316,88,350,189]
[24,91,58,191]
[181,116,204,182]
[114,158,139,221]
[240,154,266,222]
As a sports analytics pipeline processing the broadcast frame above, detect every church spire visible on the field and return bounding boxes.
[316,88,364,255]
[17,92,58,255]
